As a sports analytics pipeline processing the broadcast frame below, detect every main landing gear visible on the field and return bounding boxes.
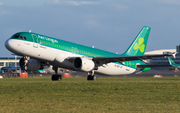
[87,71,97,81]
[51,66,62,81]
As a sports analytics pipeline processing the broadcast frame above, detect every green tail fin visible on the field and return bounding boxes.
[168,57,176,65]
[123,26,151,56]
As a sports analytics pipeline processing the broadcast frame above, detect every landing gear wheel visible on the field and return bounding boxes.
[19,57,29,71]
[57,75,62,81]
[87,75,93,80]
[87,75,97,81]
[52,66,62,81]
[24,66,27,70]
[51,74,57,81]
[92,75,97,81]
[51,74,62,81]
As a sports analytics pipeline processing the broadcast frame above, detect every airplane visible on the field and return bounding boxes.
[168,57,180,68]
[5,26,172,81]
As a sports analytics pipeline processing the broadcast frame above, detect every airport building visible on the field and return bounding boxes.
[0,57,20,69]
[145,45,180,65]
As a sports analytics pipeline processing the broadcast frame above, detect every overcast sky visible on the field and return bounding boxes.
[1,0,180,57]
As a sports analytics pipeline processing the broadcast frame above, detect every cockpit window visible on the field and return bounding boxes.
[12,35,27,40]
[13,35,20,38]
[20,36,23,39]
[24,37,27,40]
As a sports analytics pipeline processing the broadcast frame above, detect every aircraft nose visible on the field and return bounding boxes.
[5,39,10,49]
[5,39,14,52]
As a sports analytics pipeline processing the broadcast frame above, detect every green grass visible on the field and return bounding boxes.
[0,76,180,113]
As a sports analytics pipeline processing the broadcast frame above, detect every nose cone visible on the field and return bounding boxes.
[5,39,10,50]
[5,39,15,53]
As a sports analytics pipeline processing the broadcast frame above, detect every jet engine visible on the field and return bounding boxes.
[19,58,41,71]
[73,57,95,72]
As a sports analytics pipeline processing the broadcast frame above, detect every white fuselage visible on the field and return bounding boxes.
[5,39,137,75]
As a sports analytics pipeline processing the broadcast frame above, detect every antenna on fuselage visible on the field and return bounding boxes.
[29,30,31,33]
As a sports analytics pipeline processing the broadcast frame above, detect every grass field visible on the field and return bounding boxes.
[0,76,180,113]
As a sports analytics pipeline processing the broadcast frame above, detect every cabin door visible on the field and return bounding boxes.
[126,61,131,71]
[31,34,38,48]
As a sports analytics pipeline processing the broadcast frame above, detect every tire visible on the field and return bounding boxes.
[52,75,62,81]
[51,74,56,81]
[92,75,97,81]
[87,75,93,80]
[57,75,62,81]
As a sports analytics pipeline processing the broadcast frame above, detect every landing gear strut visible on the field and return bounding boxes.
[87,71,97,81]
[51,66,62,81]
[19,56,29,71]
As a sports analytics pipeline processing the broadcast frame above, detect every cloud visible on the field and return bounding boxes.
[47,0,97,5]
[112,4,128,11]
[0,2,3,6]
[0,2,8,15]
[48,0,60,4]
[67,1,96,5]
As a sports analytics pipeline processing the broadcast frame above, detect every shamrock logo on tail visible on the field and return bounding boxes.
[133,37,145,53]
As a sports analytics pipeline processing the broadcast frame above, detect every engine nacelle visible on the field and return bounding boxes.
[73,57,95,72]
[19,58,41,71]
[27,59,41,71]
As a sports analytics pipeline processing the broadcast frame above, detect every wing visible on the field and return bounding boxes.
[137,64,171,68]
[92,53,172,66]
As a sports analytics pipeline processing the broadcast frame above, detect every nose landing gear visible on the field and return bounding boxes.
[19,56,29,71]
